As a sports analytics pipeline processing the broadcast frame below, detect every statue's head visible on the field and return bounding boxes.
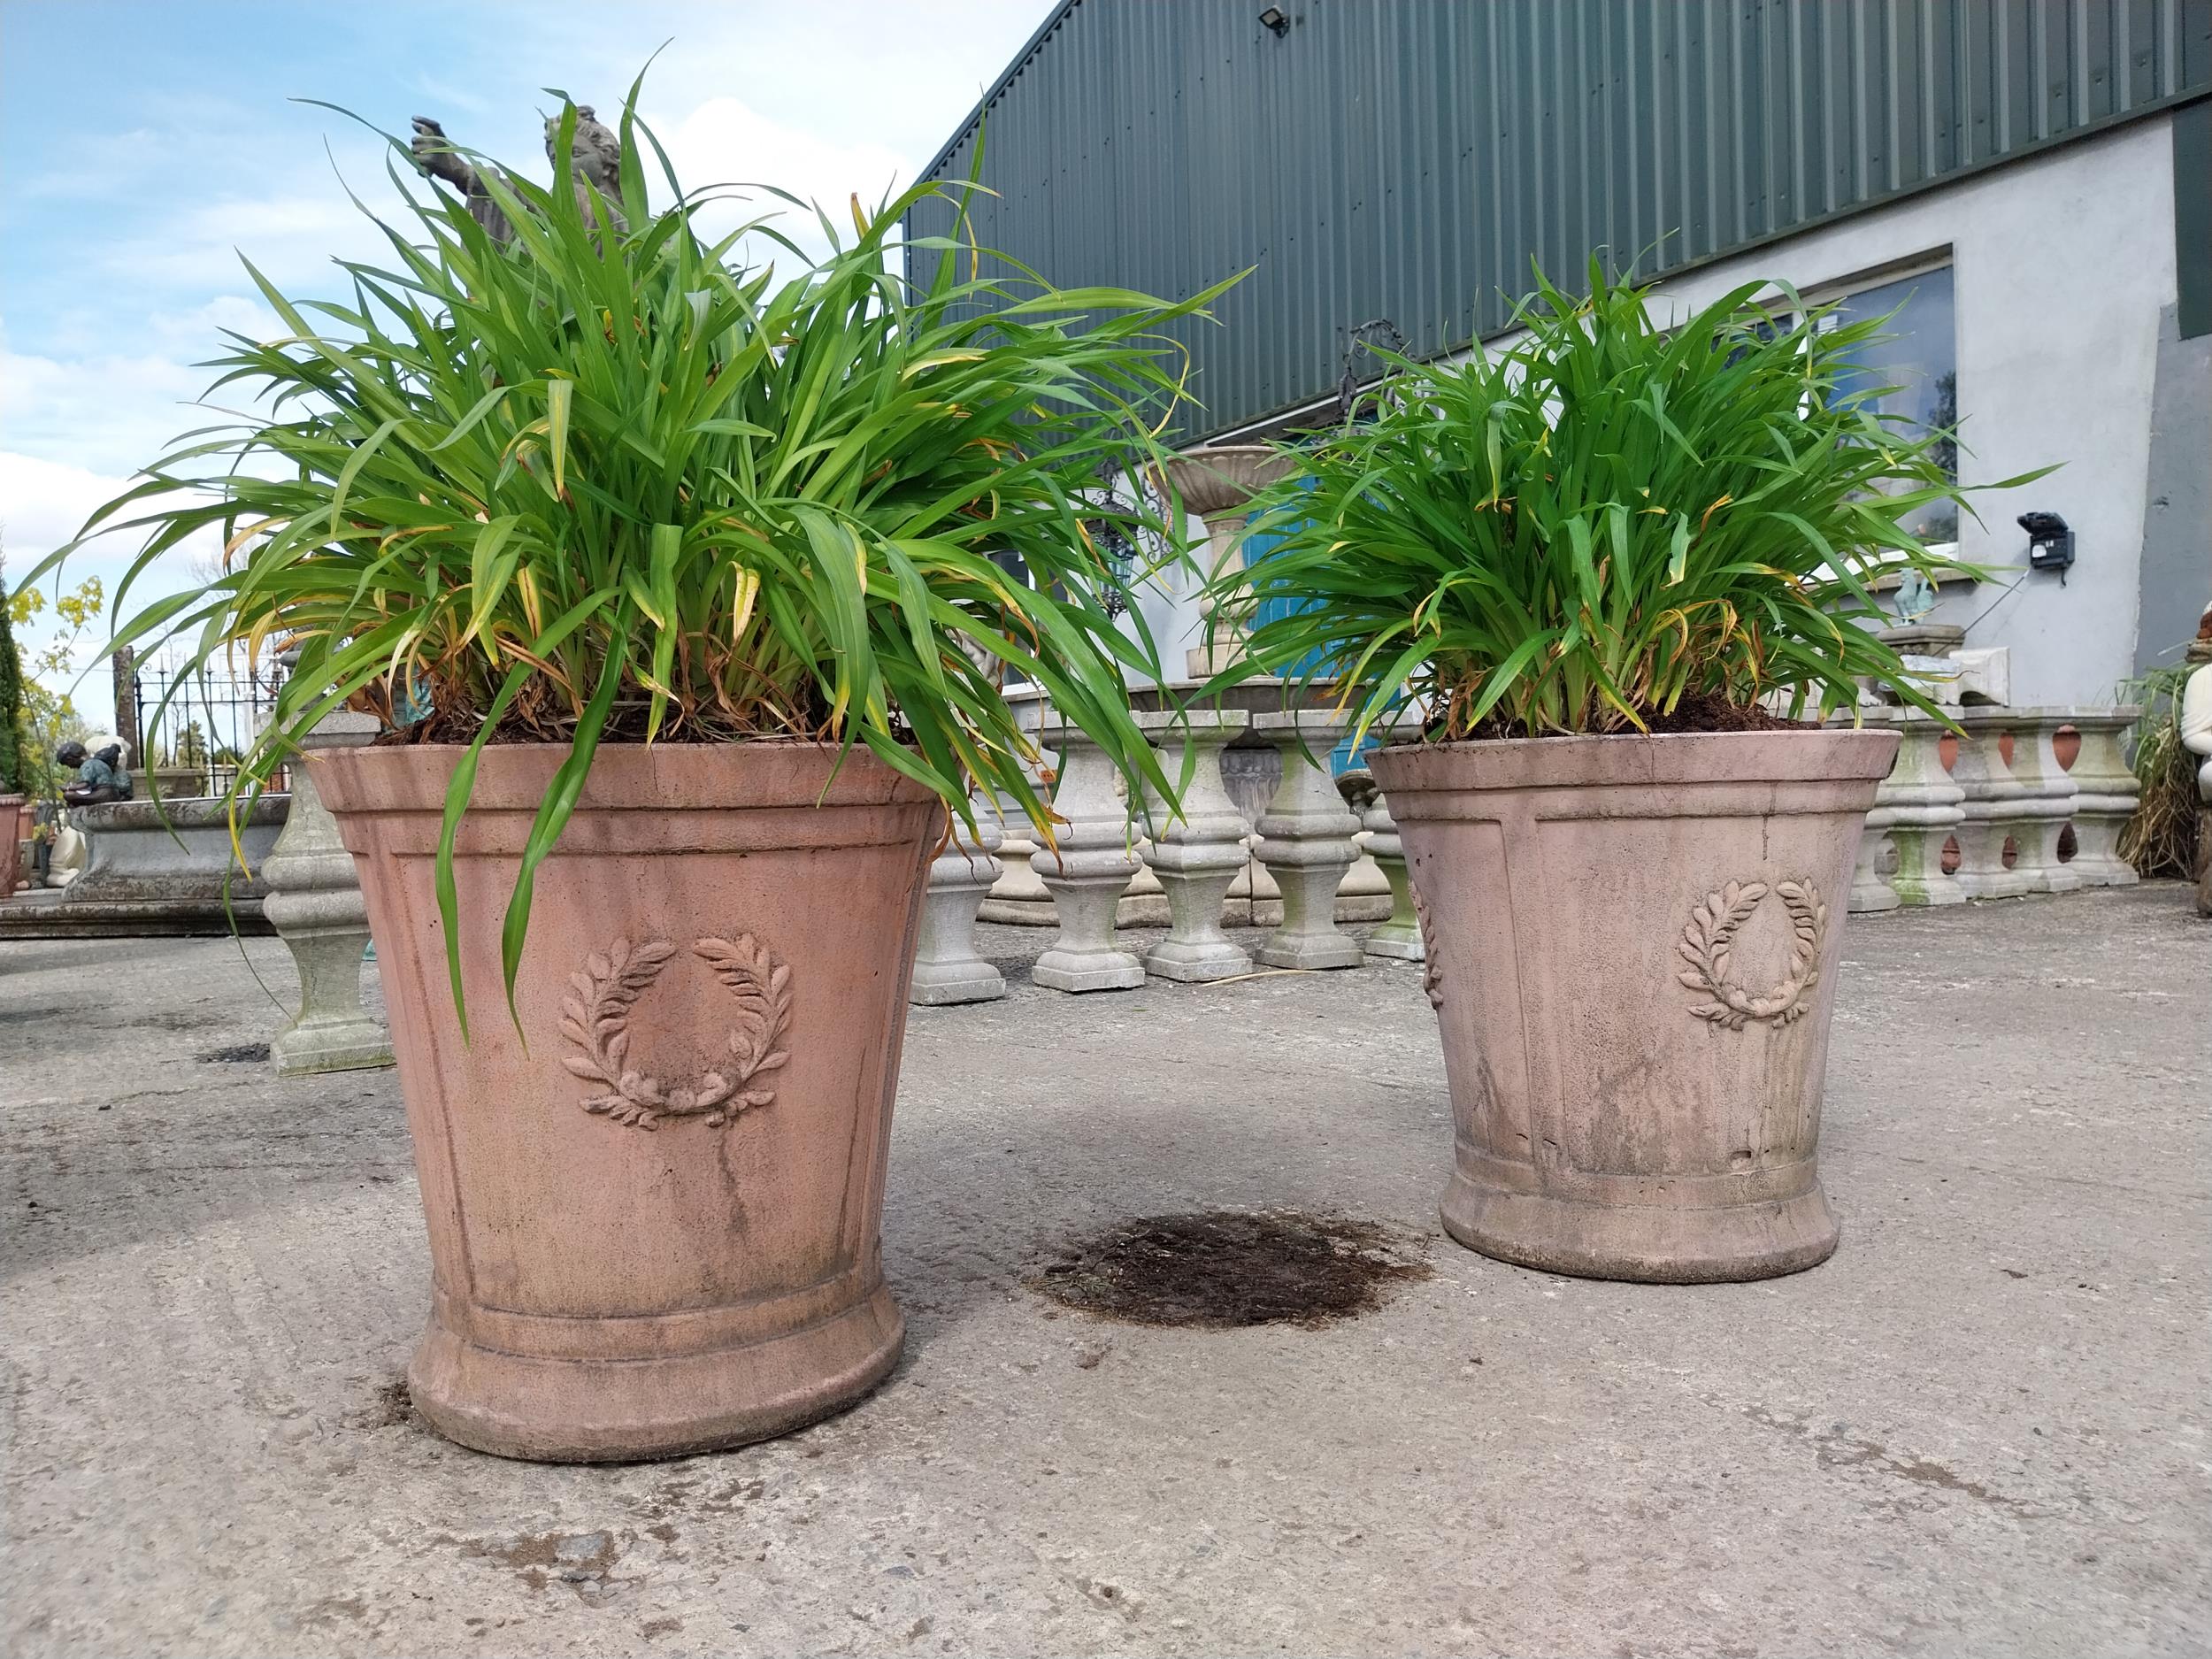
[545,105,601,160]
[56,741,87,768]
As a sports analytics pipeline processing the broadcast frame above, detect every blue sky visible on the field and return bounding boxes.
[0,0,1051,725]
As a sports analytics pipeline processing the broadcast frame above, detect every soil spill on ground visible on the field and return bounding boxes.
[196,1041,271,1064]
[1032,1210,1431,1329]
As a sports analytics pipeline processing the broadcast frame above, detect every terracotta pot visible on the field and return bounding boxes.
[313,742,940,1461]
[0,794,23,897]
[1369,728,1900,1284]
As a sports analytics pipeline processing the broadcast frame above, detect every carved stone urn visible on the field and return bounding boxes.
[1369,728,1899,1283]
[313,742,937,1461]
[1162,445,1302,679]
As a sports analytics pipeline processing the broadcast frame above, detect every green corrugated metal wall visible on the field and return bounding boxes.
[910,0,2212,438]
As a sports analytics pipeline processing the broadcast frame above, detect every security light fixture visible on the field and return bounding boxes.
[1259,6,1289,37]
[2019,511,2075,583]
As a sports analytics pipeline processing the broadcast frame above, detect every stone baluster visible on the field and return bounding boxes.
[2008,711,2083,894]
[1134,709,1253,982]
[1847,793,1904,913]
[1882,713,1968,907]
[1249,710,1364,970]
[909,798,1007,1006]
[1030,722,1147,993]
[1333,770,1395,924]
[265,710,393,1073]
[1359,780,1424,961]
[2062,708,2142,887]
[1950,716,2036,899]
[1953,711,2081,898]
[978,750,1057,926]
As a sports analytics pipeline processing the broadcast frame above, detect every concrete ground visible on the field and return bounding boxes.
[3,887,2208,1657]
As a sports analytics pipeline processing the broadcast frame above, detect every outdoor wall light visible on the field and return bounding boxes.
[2019,511,2076,583]
[1258,6,1290,37]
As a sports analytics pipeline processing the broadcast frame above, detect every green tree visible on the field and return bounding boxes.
[0,584,24,793]
[6,575,105,805]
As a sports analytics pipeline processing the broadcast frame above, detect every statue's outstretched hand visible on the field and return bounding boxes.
[411,116,475,191]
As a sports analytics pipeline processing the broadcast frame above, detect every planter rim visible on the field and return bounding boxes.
[311,737,941,816]
[73,795,290,832]
[1371,725,1900,790]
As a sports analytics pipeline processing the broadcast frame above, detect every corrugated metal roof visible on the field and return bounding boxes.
[911,0,2212,438]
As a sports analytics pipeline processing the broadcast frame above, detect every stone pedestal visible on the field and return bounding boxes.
[266,712,391,1073]
[1163,447,1301,680]
[2061,708,2143,887]
[1135,710,1252,982]
[1030,724,1147,993]
[910,801,1007,1006]
[1250,710,1364,970]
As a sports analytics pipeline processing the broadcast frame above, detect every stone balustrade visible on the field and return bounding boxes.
[1844,705,2139,909]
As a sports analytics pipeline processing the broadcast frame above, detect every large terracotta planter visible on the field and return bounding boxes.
[314,741,939,1461]
[1369,728,1900,1284]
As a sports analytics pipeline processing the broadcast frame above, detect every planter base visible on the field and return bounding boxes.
[1440,1164,1840,1284]
[408,1282,904,1463]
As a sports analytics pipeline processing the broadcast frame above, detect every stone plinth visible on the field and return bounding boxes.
[269,713,391,1073]
[910,802,1008,1006]
[1135,710,1252,982]
[1250,710,1363,971]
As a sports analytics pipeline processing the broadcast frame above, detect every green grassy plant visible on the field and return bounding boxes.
[16,84,1232,1021]
[2118,666,2201,879]
[1211,261,2043,741]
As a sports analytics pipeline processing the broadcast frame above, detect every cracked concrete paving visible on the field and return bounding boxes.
[3,887,2208,1656]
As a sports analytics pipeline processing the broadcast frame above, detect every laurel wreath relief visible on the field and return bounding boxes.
[1676,879,1826,1030]
[559,935,793,1130]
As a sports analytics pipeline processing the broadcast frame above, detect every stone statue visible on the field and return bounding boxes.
[410,105,626,243]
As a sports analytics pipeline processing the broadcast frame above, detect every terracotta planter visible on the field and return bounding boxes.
[313,742,940,1461]
[1369,728,1900,1284]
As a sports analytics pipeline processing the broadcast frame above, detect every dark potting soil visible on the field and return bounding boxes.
[1459,687,1819,741]
[1032,1210,1432,1331]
